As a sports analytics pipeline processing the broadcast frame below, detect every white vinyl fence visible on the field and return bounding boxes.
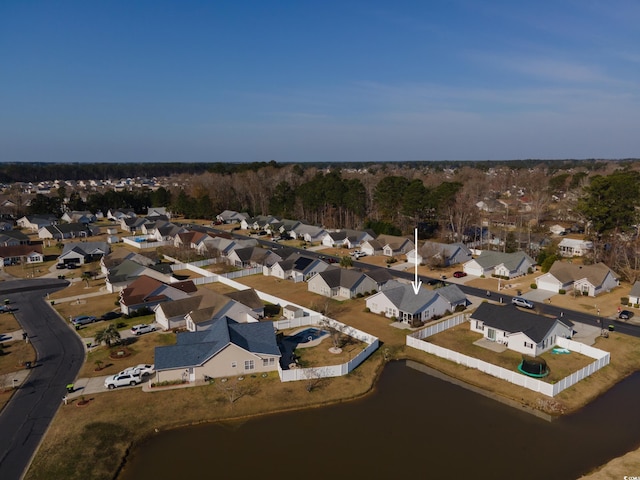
[122,236,173,249]
[407,315,610,397]
[161,257,379,384]
[274,315,379,382]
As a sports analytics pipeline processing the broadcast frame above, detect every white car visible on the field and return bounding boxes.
[104,372,142,389]
[119,364,155,377]
[131,324,156,335]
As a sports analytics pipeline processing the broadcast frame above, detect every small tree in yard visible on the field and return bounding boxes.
[303,367,330,392]
[94,324,121,347]
[81,271,91,288]
[319,318,346,353]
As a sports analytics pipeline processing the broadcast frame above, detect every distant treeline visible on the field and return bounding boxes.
[0,158,624,182]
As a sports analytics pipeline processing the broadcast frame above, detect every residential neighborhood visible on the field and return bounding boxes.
[2,162,640,480]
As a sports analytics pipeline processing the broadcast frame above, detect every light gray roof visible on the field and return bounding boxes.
[378,283,440,315]
[473,251,534,270]
[435,284,468,305]
[630,281,640,298]
[155,317,280,370]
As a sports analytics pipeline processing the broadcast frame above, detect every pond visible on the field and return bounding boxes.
[118,361,640,479]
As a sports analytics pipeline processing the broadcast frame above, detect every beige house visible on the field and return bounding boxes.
[154,317,281,383]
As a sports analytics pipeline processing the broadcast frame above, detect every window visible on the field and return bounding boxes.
[263,358,275,367]
[231,361,237,368]
[244,360,255,370]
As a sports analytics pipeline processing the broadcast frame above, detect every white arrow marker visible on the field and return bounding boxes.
[411,227,422,295]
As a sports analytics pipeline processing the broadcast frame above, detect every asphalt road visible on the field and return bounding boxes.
[206,225,640,338]
[0,278,84,480]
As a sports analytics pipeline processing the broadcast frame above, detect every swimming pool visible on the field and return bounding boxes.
[293,328,327,343]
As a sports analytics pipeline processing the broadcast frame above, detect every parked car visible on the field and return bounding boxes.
[55,263,66,269]
[104,372,142,389]
[66,263,78,269]
[71,315,97,326]
[512,297,534,309]
[99,311,122,321]
[619,310,634,320]
[453,271,467,278]
[131,324,155,335]
[133,363,156,376]
[0,304,17,313]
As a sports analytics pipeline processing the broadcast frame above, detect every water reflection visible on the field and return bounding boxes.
[119,361,640,480]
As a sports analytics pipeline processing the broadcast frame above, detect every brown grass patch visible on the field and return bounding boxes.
[0,340,36,375]
[81,332,175,378]
[52,293,120,322]
[48,278,106,300]
[427,322,595,383]
[0,313,20,333]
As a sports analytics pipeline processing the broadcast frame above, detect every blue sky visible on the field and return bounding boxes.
[2,0,640,163]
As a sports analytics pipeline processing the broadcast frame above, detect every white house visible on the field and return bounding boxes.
[470,302,573,356]
[366,281,467,326]
[629,282,640,307]
[558,238,593,257]
[535,261,618,297]
[264,254,329,283]
[463,251,535,278]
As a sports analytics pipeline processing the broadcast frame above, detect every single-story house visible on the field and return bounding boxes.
[264,254,329,283]
[469,302,573,356]
[58,241,110,266]
[366,281,468,326]
[407,242,473,267]
[0,244,44,266]
[154,317,281,383]
[629,281,640,307]
[38,223,99,240]
[558,238,593,257]
[535,262,618,297]
[463,251,535,278]
[154,288,262,331]
[216,210,248,224]
[119,275,197,315]
[17,215,58,232]
[307,267,378,299]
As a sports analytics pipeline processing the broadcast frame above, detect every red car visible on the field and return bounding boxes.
[453,271,467,278]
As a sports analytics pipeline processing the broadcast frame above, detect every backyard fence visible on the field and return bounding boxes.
[407,315,610,397]
[275,315,379,383]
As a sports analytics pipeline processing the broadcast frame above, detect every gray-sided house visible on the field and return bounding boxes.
[307,266,378,299]
[470,302,573,356]
[366,281,468,326]
[154,317,281,383]
[535,261,619,297]
[58,241,110,266]
[38,223,99,240]
[407,241,473,267]
[463,251,535,278]
[216,210,248,224]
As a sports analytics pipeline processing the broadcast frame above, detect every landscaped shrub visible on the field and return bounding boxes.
[559,289,566,294]
[635,304,639,309]
[364,307,370,313]
[530,283,537,289]
[621,297,629,306]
